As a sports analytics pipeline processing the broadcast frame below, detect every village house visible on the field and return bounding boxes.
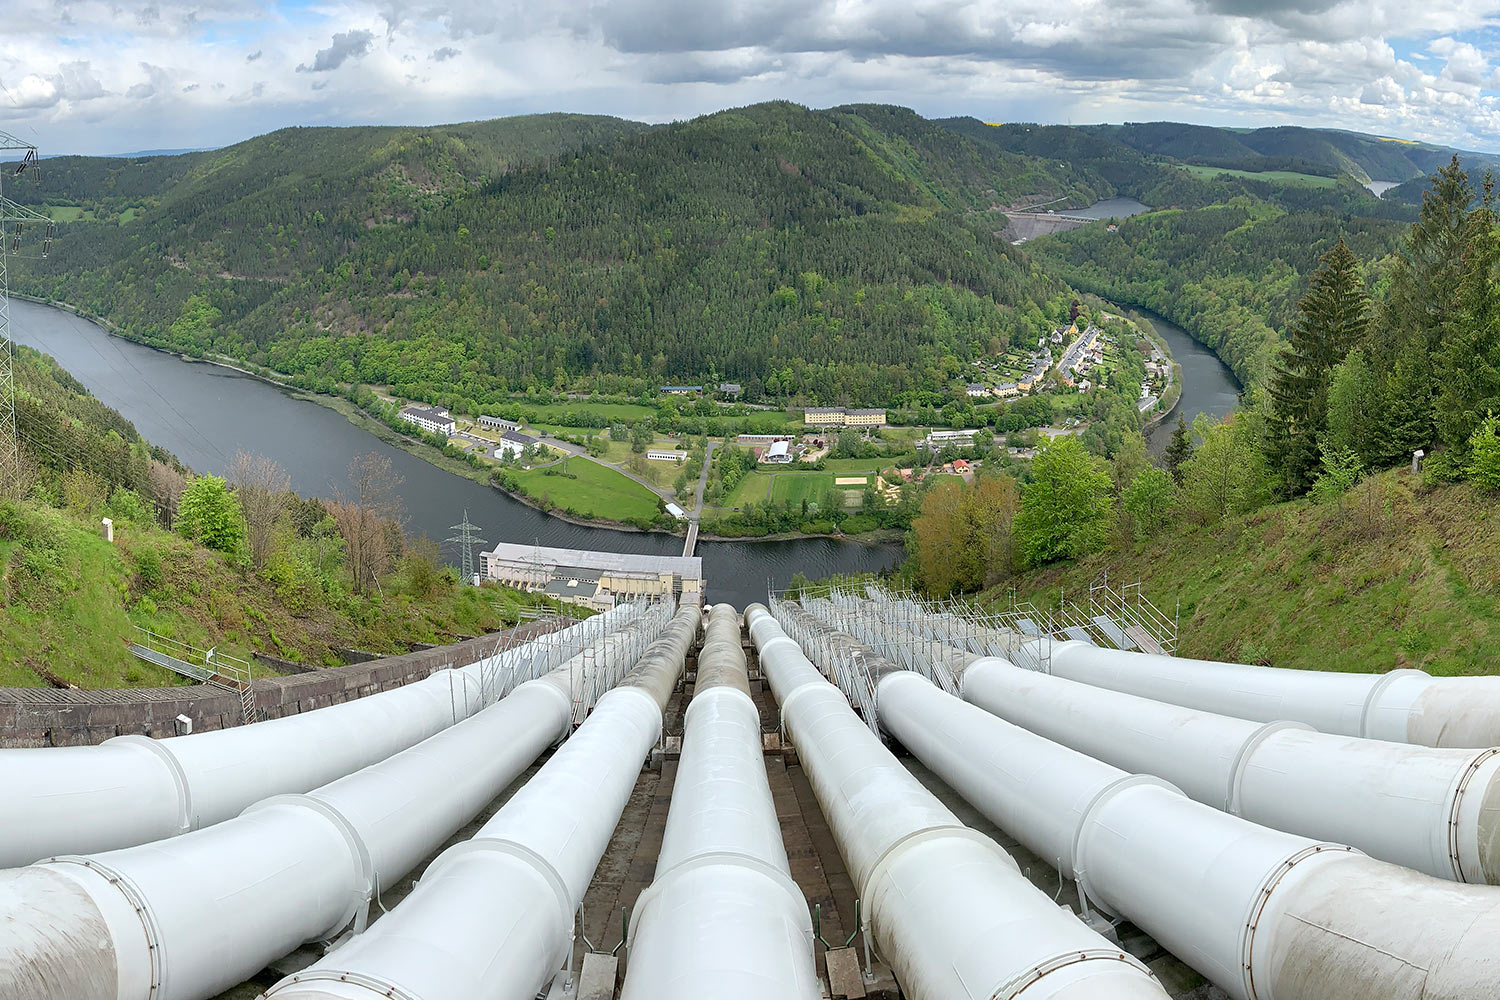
[398,405,457,437]
[965,383,990,398]
[493,428,537,458]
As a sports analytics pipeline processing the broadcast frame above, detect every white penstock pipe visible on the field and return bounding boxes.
[745,605,1169,1000]
[0,603,642,869]
[805,598,1500,885]
[0,607,671,1000]
[873,667,1500,1000]
[263,606,701,1000]
[960,656,1500,884]
[622,604,819,1000]
[1026,639,1500,748]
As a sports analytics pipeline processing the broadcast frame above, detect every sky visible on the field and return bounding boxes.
[4,1,1500,157]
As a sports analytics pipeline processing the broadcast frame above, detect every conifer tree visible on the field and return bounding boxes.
[1266,238,1370,495]
[1436,191,1500,456]
[1379,157,1474,359]
[1164,414,1193,484]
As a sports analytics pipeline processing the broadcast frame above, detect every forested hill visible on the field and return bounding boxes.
[9,114,651,223]
[1080,121,1500,183]
[14,102,1102,408]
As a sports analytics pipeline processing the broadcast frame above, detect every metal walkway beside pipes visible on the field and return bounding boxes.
[263,605,701,1000]
[778,610,1500,1000]
[621,603,819,1000]
[746,604,1170,1000]
[0,605,675,1000]
[0,604,643,870]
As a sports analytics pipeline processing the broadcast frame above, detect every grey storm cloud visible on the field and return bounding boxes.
[297,29,376,73]
[430,46,461,61]
[246,50,263,62]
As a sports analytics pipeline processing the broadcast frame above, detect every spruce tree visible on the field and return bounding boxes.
[1266,238,1370,495]
[1164,414,1193,484]
[1436,194,1500,456]
[1371,157,1474,452]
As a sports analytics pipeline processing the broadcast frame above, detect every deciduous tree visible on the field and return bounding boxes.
[227,451,290,571]
[176,475,245,555]
[1013,437,1113,567]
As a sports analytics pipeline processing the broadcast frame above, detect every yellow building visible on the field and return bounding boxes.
[804,407,846,427]
[844,408,886,428]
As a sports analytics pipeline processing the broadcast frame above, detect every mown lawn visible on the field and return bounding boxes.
[509,457,662,521]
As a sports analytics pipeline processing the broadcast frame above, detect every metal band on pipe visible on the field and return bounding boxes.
[1069,774,1185,916]
[1447,746,1500,883]
[1225,721,1315,815]
[1357,668,1426,739]
[44,856,167,1000]
[108,735,195,835]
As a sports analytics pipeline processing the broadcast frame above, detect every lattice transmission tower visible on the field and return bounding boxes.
[0,131,51,493]
[446,508,488,584]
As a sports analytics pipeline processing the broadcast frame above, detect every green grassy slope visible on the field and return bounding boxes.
[994,470,1500,676]
[0,498,574,688]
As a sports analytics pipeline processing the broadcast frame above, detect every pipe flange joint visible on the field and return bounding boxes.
[1070,774,1184,916]
[991,947,1155,1000]
[247,794,376,934]
[1357,668,1428,739]
[1238,841,1360,1000]
[859,824,1019,913]
[1226,721,1315,814]
[627,850,811,950]
[428,837,573,931]
[1446,745,1500,883]
[44,855,166,999]
[107,735,194,835]
[265,968,423,1000]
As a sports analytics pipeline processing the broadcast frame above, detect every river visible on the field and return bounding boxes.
[6,299,900,608]
[1138,310,1242,453]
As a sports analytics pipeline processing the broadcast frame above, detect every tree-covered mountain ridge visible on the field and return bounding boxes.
[13,102,1117,408]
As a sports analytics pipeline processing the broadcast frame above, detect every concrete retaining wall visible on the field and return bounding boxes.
[0,621,566,748]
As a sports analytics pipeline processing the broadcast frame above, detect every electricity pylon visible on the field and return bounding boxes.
[446,509,487,584]
[0,131,50,492]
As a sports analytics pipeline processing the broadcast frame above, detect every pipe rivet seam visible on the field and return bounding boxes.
[1446,745,1500,883]
[43,855,166,998]
[1237,841,1359,1000]
[990,948,1156,1000]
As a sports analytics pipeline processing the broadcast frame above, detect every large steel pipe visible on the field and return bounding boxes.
[872,666,1500,1000]
[1027,639,1500,749]
[262,605,701,1000]
[806,599,1500,885]
[746,605,1169,1000]
[960,656,1500,884]
[0,606,674,1000]
[0,604,643,868]
[622,604,819,1000]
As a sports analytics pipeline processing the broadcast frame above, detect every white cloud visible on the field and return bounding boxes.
[0,0,1498,154]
